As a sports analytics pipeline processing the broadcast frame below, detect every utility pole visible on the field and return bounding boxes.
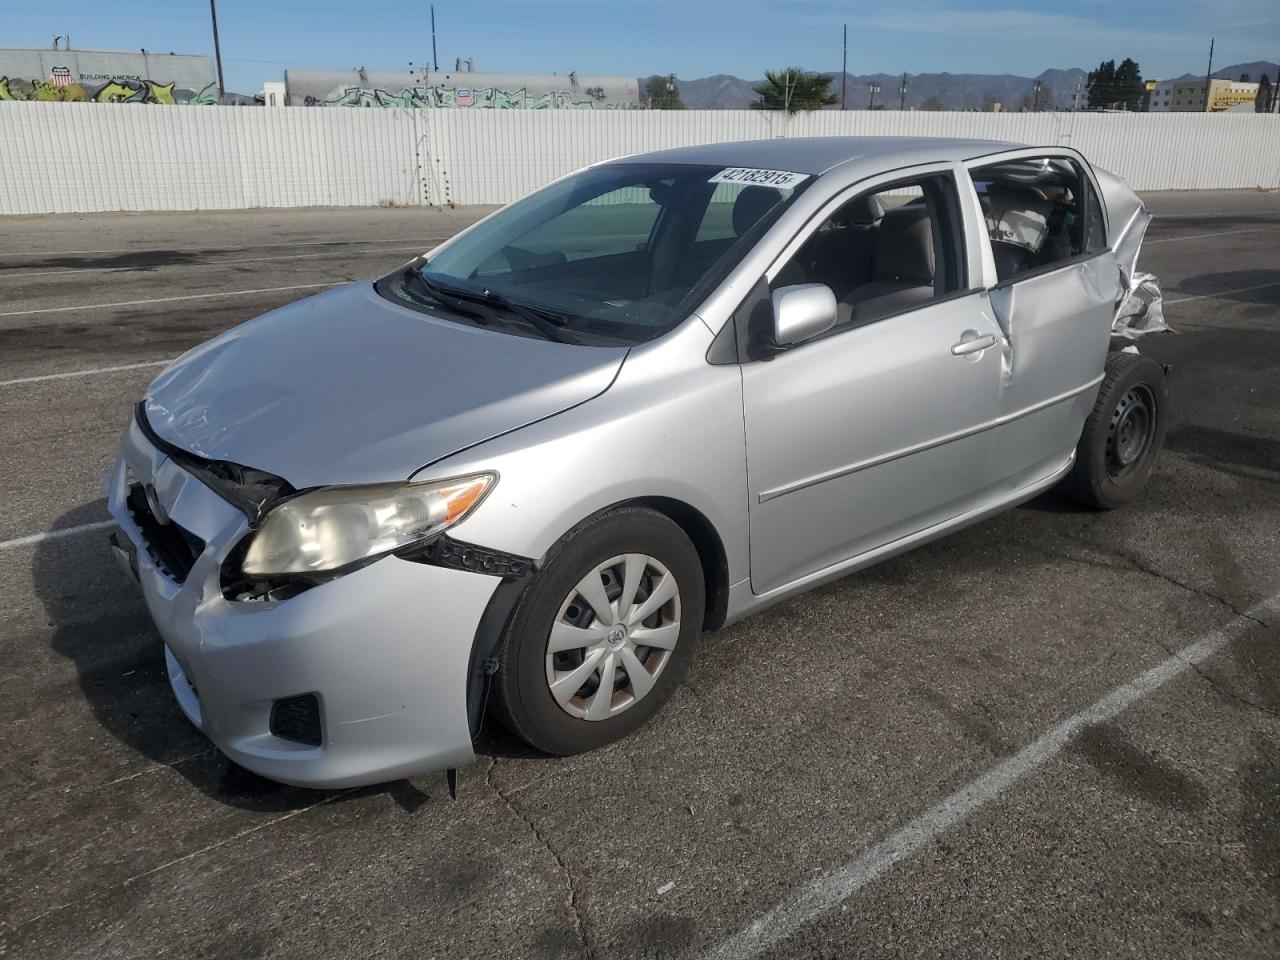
[1203,37,1214,112]
[867,81,880,110]
[841,25,847,110]
[209,0,225,102]
[1032,78,1042,111]
[431,5,439,71]
[899,72,907,110]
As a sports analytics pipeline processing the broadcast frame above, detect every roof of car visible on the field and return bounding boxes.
[615,136,1022,176]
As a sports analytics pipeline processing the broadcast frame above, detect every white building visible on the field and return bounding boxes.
[1147,77,1260,112]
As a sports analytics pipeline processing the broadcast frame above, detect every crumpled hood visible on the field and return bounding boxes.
[144,283,627,488]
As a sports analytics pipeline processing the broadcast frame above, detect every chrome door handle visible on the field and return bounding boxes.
[951,333,998,356]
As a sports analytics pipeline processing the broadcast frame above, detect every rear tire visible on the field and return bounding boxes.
[1061,351,1168,510]
[491,507,704,756]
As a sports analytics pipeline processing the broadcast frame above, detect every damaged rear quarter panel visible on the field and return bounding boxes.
[1093,165,1169,340]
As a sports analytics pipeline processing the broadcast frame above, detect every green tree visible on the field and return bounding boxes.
[643,74,685,109]
[1089,58,1143,110]
[1114,58,1144,111]
[751,68,837,114]
[1087,60,1116,109]
[919,95,944,111]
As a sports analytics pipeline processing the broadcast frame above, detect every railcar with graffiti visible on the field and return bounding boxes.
[311,84,626,109]
[0,49,219,105]
[0,75,218,104]
[286,69,641,110]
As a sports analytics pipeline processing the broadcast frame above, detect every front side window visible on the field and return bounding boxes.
[402,162,809,344]
[771,174,965,329]
[971,156,1101,282]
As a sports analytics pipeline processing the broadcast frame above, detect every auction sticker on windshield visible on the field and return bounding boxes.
[709,167,810,188]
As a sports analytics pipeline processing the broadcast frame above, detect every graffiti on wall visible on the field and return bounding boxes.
[310,84,631,109]
[0,74,218,104]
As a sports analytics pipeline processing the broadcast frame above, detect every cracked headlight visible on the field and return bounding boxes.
[241,474,495,577]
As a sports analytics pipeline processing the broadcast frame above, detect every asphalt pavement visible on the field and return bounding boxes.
[1,192,1277,959]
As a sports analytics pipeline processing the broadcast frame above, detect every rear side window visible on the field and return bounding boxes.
[970,157,1101,282]
[1083,184,1107,253]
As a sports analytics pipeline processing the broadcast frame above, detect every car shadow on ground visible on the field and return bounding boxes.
[33,500,462,814]
[1167,269,1280,305]
[1166,423,1280,485]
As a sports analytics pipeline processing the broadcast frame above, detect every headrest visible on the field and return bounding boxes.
[985,181,1054,209]
[844,193,885,225]
[732,186,783,237]
[873,204,935,285]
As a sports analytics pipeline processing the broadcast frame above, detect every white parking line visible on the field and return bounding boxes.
[0,360,172,387]
[1143,226,1276,244]
[704,594,1278,960]
[0,520,115,553]
[0,244,429,281]
[0,281,344,319]
[1165,280,1280,305]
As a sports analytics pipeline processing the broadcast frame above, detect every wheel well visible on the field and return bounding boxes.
[630,496,730,631]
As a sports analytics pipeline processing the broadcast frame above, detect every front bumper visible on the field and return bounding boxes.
[106,416,501,788]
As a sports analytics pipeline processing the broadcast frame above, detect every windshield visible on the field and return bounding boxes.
[395,162,810,345]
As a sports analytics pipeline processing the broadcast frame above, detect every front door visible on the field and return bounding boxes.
[742,170,1006,595]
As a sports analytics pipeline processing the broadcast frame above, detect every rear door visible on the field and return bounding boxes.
[741,166,1008,595]
[964,150,1119,490]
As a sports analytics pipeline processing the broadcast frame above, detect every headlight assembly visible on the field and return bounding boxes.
[240,473,495,577]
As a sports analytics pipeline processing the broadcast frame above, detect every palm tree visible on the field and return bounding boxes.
[752,68,838,114]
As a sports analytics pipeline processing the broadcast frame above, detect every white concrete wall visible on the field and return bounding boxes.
[2,101,1278,215]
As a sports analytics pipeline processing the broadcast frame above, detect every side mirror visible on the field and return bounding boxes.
[770,283,837,347]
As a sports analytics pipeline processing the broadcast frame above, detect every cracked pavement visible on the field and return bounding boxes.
[1,194,1277,958]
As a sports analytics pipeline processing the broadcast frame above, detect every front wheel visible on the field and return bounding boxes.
[492,507,704,756]
[1061,351,1169,509]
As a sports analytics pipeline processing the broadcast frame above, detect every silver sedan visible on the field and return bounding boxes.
[108,137,1169,788]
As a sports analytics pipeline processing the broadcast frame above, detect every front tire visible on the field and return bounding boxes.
[492,507,704,756]
[1061,351,1168,509]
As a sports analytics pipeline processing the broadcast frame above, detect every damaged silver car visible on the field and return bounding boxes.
[107,137,1169,788]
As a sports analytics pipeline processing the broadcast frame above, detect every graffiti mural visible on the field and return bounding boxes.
[0,75,218,105]
[310,84,632,109]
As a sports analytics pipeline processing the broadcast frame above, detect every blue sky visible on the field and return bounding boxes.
[6,0,1277,94]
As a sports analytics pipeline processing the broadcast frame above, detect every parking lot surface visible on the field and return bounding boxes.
[1,193,1278,959]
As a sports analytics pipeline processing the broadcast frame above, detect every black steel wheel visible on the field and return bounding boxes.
[1062,351,1169,510]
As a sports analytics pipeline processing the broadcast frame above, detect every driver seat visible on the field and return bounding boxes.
[848,203,935,323]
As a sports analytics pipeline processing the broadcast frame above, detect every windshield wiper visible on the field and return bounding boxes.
[400,269,493,325]
[474,289,577,344]
[414,269,577,344]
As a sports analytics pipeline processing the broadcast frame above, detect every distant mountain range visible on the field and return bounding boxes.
[657,61,1278,110]
[1177,61,1280,83]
